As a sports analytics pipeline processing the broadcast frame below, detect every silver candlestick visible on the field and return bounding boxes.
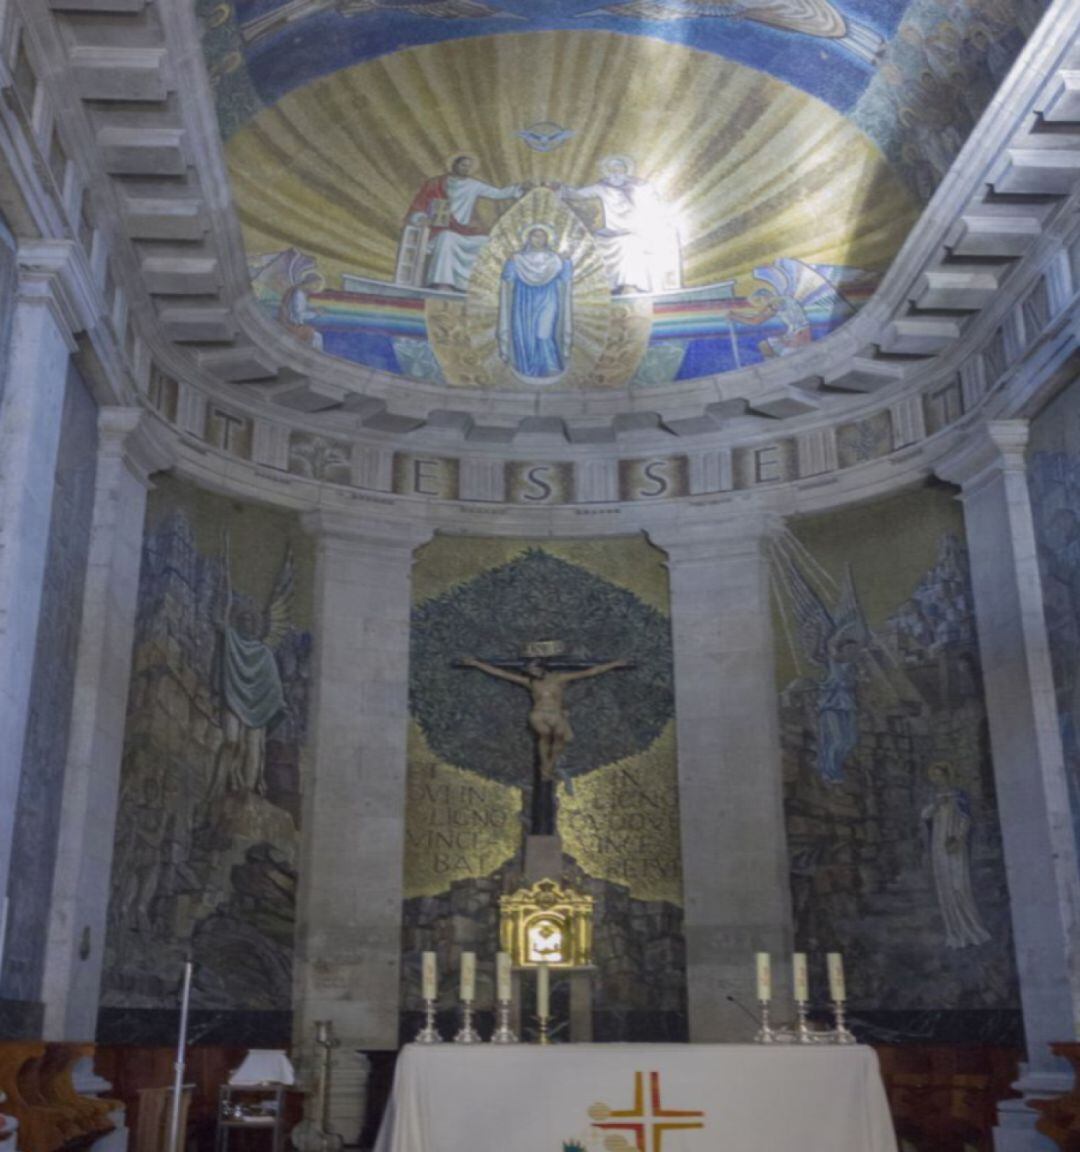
[754,1000,776,1044]
[832,1000,856,1044]
[414,998,443,1044]
[490,999,518,1044]
[454,999,482,1044]
[795,1000,813,1044]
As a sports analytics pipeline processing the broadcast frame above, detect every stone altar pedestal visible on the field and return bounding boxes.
[524,835,562,884]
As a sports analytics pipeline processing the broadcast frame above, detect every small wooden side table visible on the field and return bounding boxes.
[216,1085,288,1152]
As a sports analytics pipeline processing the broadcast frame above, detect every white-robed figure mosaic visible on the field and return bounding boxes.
[497,225,574,381]
[922,762,991,949]
[404,154,527,292]
[558,155,681,295]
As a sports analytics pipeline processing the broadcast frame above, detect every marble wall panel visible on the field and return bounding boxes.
[0,365,97,1016]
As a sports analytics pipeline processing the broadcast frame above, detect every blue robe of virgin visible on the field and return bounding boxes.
[498,247,573,379]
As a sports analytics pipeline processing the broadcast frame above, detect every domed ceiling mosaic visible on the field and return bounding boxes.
[199,0,1044,392]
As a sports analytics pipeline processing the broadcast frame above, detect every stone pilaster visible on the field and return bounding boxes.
[0,243,96,942]
[649,515,794,1040]
[938,420,1080,1150]
[40,409,172,1040]
[295,512,433,1049]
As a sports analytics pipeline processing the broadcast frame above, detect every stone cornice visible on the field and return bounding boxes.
[97,406,175,486]
[300,509,435,555]
[935,419,1030,495]
[17,239,99,349]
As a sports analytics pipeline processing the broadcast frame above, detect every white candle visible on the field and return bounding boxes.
[422,951,437,1001]
[755,952,771,1003]
[827,952,846,1002]
[537,963,550,1017]
[793,952,809,1004]
[460,952,476,1002]
[496,952,512,1002]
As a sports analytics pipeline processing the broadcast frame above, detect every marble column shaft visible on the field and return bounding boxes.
[296,512,431,1048]
[41,409,171,1040]
[939,420,1080,1090]
[651,516,794,1039]
[0,277,79,937]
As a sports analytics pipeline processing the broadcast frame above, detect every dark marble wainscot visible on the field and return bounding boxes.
[0,998,44,1039]
[96,1008,292,1047]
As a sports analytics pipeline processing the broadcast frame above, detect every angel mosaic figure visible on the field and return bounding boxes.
[774,550,871,784]
[211,533,294,799]
[921,761,991,948]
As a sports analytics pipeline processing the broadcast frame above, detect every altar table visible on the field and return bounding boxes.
[373,1043,898,1152]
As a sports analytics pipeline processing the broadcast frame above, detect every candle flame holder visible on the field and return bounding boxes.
[754,1000,777,1044]
[491,999,518,1045]
[454,1000,482,1044]
[831,1000,856,1044]
[795,1000,813,1044]
[415,998,443,1044]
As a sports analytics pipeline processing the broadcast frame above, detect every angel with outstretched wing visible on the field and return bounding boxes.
[776,550,869,783]
[210,534,294,799]
[582,0,883,66]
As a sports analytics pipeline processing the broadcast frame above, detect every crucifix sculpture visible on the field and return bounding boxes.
[456,641,630,835]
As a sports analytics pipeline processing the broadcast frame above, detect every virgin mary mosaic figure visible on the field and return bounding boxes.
[497,225,573,381]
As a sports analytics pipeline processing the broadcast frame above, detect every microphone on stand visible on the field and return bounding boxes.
[725,993,762,1026]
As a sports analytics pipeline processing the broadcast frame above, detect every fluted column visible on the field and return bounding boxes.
[295,511,433,1052]
[40,409,172,1040]
[938,420,1080,1150]
[650,515,793,1039]
[0,243,95,952]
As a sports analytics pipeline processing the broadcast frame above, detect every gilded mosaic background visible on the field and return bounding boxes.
[403,536,686,1040]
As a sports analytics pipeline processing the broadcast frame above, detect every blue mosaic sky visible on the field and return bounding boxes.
[233,0,915,117]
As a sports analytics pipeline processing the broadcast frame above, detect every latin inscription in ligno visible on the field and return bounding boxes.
[403,723,522,898]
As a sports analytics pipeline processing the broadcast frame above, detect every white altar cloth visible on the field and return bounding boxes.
[373,1043,897,1152]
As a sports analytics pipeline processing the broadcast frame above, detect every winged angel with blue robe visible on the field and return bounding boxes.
[773,547,873,784]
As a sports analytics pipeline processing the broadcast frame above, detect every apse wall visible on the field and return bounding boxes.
[402,536,686,1042]
[777,485,1020,1043]
[97,476,313,1045]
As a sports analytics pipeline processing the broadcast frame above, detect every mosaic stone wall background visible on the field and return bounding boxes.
[402,537,686,1042]
[98,476,313,1045]
[774,485,1019,1044]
